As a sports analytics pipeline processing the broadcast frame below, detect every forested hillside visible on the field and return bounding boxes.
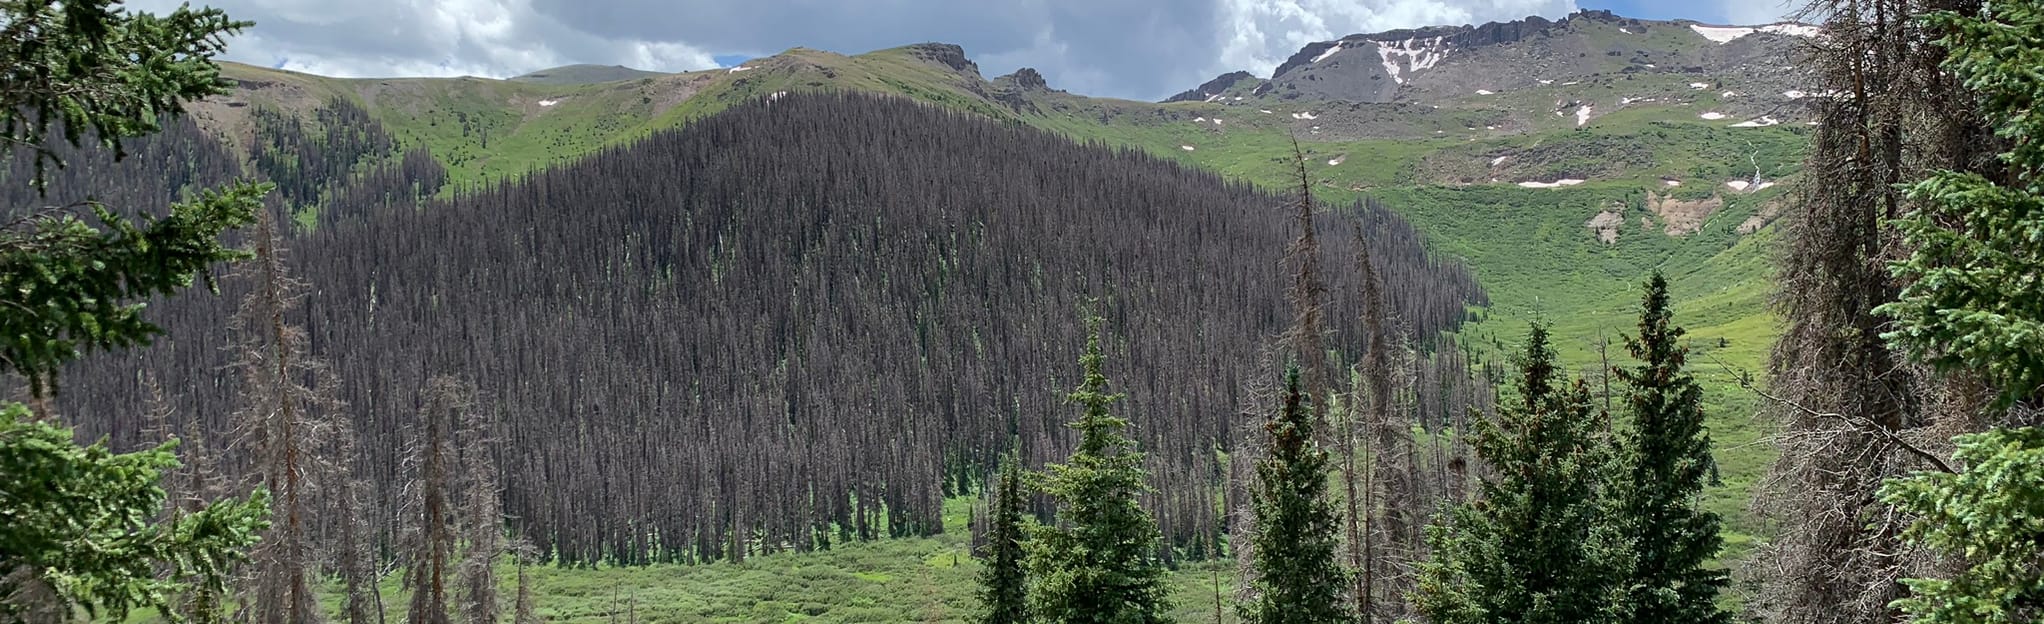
[30,93,1491,566]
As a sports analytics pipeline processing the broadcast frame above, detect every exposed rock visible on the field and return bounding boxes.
[901,43,979,76]
[1647,192,1724,236]
[1002,67,1049,91]
[1737,199,1786,234]
[1163,71,1260,103]
[1587,204,1626,244]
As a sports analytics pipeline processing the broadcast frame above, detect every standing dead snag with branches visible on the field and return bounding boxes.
[406,376,478,624]
[1749,1,2001,622]
[231,207,340,624]
[458,397,503,624]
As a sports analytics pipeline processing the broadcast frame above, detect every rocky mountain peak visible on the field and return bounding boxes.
[996,67,1050,91]
[901,43,979,75]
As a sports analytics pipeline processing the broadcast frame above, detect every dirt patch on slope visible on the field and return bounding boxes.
[1586,202,1627,244]
[1737,199,1786,234]
[1647,191,1723,235]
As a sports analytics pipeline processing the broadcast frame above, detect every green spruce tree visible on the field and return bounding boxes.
[1872,4,2044,622]
[1878,0,2044,410]
[1608,272,1728,624]
[1415,324,1615,624]
[977,451,1030,624]
[1242,366,1352,624]
[1028,316,1170,624]
[0,1,272,621]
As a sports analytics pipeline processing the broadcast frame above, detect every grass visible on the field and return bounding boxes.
[274,498,1240,624]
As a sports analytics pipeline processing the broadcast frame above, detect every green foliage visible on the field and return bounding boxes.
[1607,272,1727,624]
[1873,7,2044,624]
[976,452,1028,624]
[1879,427,2044,624]
[1878,1,2044,407]
[0,404,270,623]
[0,185,269,396]
[0,2,271,621]
[0,0,269,396]
[1027,317,1171,624]
[0,0,252,183]
[1416,324,1616,624]
[1241,367,1350,624]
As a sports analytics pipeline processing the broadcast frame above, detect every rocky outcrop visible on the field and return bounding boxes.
[995,67,1050,92]
[901,43,979,76]
[1163,71,1259,103]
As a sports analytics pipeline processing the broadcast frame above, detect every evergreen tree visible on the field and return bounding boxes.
[0,1,271,621]
[1878,0,2044,409]
[1873,5,2044,622]
[1415,324,1615,624]
[1028,316,1171,624]
[1608,272,1727,624]
[976,451,1029,624]
[1242,366,1352,624]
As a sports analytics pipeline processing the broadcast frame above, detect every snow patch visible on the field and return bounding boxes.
[1691,24,1756,43]
[1328,155,1346,166]
[1539,79,1554,85]
[728,65,753,73]
[1519,179,1587,189]
[1726,180,1751,191]
[1291,111,1318,120]
[1374,37,1449,85]
[1204,92,1223,103]
[1690,82,1711,90]
[1693,22,1820,44]
[1783,90,1809,99]
[1575,104,1593,127]
[1663,179,1683,187]
[1762,23,1821,38]
[1233,96,1244,101]
[1699,112,1728,120]
[537,99,560,107]
[1561,81,1581,86]
[1754,181,1777,191]
[1213,118,1224,125]
[1731,116,1781,127]
[1312,44,1345,64]
[1259,109,1273,114]
[1490,156,1510,167]
[1476,89,1495,95]
[1721,90,1740,98]
[1192,117,1205,123]
[1181,145,1196,151]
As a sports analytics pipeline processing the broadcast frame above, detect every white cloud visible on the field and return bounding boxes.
[130,0,718,79]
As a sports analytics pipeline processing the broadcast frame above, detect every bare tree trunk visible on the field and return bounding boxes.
[232,208,330,624]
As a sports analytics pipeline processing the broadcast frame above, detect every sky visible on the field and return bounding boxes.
[133,0,1804,102]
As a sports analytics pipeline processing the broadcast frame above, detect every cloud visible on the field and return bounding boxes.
[144,0,1586,100]
[129,0,719,78]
